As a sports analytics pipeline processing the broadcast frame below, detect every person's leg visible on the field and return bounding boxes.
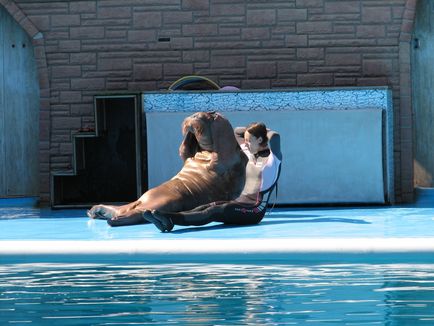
[146,202,266,231]
[220,203,266,225]
[151,202,226,228]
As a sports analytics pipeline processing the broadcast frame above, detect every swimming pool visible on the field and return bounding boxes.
[2,262,434,325]
[2,189,434,324]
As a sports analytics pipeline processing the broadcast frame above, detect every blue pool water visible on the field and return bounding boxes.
[2,263,434,325]
[2,189,434,324]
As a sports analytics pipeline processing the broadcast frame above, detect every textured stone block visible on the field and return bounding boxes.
[219,27,241,36]
[211,55,245,68]
[183,50,209,62]
[356,25,386,38]
[211,3,244,16]
[105,30,127,39]
[278,61,308,73]
[325,1,360,13]
[106,81,128,90]
[297,48,324,60]
[296,0,322,7]
[71,103,93,116]
[59,143,73,155]
[51,81,70,91]
[71,78,105,90]
[241,27,270,40]
[70,1,96,13]
[128,81,157,91]
[362,7,392,23]
[51,66,82,78]
[59,91,82,104]
[297,21,333,33]
[278,8,308,21]
[163,11,193,24]
[52,117,82,129]
[325,53,361,65]
[51,14,80,27]
[98,7,131,19]
[363,59,393,76]
[70,26,104,39]
[46,31,69,42]
[357,77,389,86]
[133,12,162,28]
[182,0,209,10]
[182,24,217,36]
[241,79,271,89]
[334,25,355,33]
[128,30,156,42]
[133,64,163,80]
[28,15,50,30]
[164,63,193,75]
[247,62,276,78]
[247,9,276,26]
[98,58,132,70]
[70,53,96,65]
[285,34,308,47]
[297,73,333,86]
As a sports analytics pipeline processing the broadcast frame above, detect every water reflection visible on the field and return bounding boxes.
[1,263,434,325]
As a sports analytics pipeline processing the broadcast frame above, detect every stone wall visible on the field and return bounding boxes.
[1,0,417,203]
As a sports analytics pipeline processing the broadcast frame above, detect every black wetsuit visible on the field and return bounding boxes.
[159,143,281,226]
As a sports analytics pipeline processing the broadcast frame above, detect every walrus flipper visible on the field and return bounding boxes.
[179,131,200,162]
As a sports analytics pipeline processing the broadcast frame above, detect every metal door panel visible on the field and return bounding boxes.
[413,0,434,186]
[0,8,5,195]
[1,6,39,197]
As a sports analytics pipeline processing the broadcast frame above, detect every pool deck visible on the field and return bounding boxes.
[1,188,434,264]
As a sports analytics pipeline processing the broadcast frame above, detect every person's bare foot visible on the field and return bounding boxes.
[87,205,118,220]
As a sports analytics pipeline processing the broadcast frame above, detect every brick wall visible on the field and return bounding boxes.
[5,0,415,203]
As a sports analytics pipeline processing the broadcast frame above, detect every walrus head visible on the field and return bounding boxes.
[179,111,245,175]
[179,111,218,160]
[182,111,215,151]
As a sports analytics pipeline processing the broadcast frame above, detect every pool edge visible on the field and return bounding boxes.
[2,238,434,264]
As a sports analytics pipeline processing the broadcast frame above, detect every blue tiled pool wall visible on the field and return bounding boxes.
[143,87,394,203]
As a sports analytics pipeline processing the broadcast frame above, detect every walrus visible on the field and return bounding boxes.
[87,111,248,226]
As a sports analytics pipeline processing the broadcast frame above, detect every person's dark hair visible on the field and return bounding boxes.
[246,122,268,146]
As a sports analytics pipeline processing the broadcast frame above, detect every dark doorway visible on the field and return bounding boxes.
[52,96,144,207]
[412,0,434,187]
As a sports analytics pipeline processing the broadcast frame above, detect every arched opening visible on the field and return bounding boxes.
[0,6,40,197]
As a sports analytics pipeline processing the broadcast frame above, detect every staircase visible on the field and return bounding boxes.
[51,95,144,208]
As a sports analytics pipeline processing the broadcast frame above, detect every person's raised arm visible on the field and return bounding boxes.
[267,130,282,161]
[234,126,246,146]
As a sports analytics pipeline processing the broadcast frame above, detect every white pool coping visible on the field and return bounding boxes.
[2,238,434,264]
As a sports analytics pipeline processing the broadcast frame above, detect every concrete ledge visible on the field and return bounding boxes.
[3,238,434,264]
